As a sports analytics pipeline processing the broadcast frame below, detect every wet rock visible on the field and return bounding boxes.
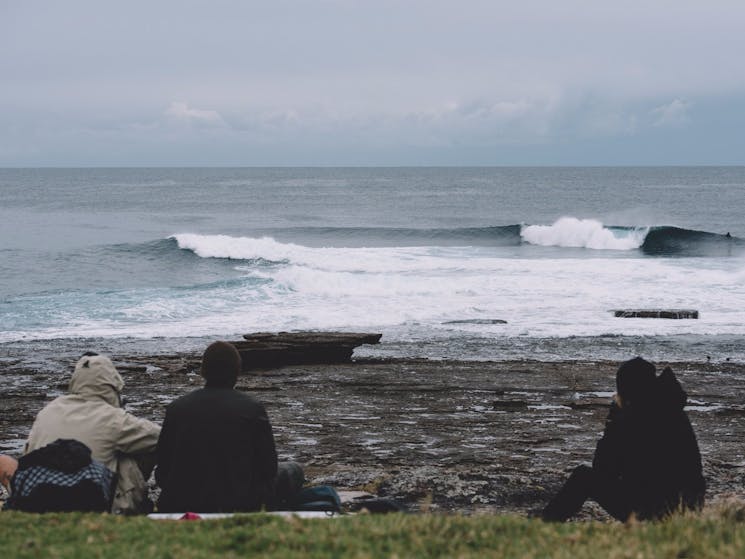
[310,468,390,492]
[715,406,745,417]
[0,391,47,399]
[612,309,699,319]
[3,355,745,515]
[568,398,611,409]
[234,332,382,371]
[493,400,529,410]
[443,319,507,325]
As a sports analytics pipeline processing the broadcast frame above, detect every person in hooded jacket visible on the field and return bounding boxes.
[541,357,705,522]
[155,341,304,513]
[25,353,160,514]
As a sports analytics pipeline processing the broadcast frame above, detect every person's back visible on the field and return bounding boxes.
[543,357,704,521]
[156,383,277,511]
[26,353,160,514]
[593,364,704,518]
[156,341,281,512]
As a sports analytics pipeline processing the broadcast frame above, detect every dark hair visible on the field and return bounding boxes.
[201,341,242,387]
[616,357,656,407]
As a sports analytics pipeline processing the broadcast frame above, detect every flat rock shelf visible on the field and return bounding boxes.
[2,355,744,518]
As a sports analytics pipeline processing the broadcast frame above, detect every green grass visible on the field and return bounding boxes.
[2,506,745,559]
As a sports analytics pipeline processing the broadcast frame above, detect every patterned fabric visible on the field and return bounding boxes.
[5,439,115,513]
[9,462,114,501]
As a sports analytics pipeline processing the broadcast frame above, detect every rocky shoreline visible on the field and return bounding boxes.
[2,353,744,517]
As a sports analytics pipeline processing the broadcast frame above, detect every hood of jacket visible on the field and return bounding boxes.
[68,354,124,407]
[656,366,688,410]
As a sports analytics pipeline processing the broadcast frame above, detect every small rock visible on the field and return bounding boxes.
[493,400,528,410]
[612,309,699,319]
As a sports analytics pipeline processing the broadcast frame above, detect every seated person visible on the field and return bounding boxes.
[542,357,705,522]
[25,352,160,514]
[4,439,114,513]
[156,341,304,512]
[0,454,18,509]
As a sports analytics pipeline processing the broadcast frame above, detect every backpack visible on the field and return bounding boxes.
[288,485,342,513]
[6,439,114,513]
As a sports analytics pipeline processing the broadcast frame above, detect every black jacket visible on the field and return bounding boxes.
[592,367,705,518]
[155,387,278,512]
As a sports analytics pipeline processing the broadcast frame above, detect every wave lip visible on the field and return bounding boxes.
[171,233,295,263]
[521,217,647,251]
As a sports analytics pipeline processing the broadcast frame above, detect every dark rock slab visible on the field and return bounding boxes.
[0,391,48,400]
[568,398,611,409]
[443,319,508,325]
[492,400,528,410]
[234,331,382,371]
[612,309,699,319]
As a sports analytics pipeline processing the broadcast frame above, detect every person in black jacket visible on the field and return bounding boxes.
[541,357,705,521]
[155,341,304,512]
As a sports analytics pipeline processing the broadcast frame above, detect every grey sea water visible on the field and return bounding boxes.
[1,167,744,364]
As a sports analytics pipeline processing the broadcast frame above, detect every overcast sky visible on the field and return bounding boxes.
[2,0,745,166]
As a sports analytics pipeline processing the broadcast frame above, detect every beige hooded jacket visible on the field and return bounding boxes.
[26,354,160,514]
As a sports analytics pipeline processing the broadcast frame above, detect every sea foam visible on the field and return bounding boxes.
[521,217,647,250]
[172,233,299,262]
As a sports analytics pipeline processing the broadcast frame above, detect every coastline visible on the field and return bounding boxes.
[2,350,744,516]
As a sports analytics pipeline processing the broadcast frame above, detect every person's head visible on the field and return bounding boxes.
[616,357,657,408]
[0,455,18,491]
[201,341,242,388]
[69,352,125,407]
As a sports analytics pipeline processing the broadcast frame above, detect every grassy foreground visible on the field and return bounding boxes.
[2,508,745,559]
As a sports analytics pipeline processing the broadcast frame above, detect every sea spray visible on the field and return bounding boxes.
[521,217,647,250]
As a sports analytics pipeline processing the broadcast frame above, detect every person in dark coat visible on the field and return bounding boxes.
[541,357,705,522]
[155,341,304,512]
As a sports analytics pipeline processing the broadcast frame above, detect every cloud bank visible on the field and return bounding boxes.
[1,1,744,165]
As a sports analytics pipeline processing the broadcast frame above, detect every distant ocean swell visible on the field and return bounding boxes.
[171,218,742,258]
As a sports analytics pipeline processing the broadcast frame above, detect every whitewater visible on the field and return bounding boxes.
[1,167,744,362]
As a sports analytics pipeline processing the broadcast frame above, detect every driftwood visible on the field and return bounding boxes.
[232,331,382,371]
[612,309,699,319]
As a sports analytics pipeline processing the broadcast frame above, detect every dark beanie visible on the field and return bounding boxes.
[616,357,656,406]
[201,341,241,387]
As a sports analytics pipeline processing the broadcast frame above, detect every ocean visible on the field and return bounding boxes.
[1,167,744,365]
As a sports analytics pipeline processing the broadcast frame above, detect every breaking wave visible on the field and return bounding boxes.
[520,218,742,256]
[171,220,742,260]
[521,218,647,251]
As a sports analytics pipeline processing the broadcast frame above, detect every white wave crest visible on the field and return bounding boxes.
[521,217,647,250]
[172,233,502,273]
[172,233,303,261]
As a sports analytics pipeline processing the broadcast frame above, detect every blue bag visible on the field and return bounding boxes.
[289,485,342,513]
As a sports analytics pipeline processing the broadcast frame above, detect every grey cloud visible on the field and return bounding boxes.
[1,1,744,165]
[164,102,227,128]
[651,99,691,128]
